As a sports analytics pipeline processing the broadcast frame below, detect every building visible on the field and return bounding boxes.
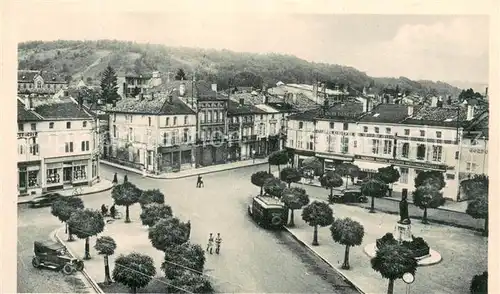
[18,70,68,94]
[17,95,99,196]
[116,71,162,99]
[267,82,348,106]
[106,91,197,174]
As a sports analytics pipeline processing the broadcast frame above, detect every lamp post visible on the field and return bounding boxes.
[402,272,415,294]
[252,149,256,164]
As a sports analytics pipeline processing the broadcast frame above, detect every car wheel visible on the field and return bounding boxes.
[32,257,42,268]
[62,264,74,275]
[75,261,84,271]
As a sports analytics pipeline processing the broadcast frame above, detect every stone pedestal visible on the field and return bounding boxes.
[394,223,412,243]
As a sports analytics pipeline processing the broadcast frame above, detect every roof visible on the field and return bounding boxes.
[401,102,488,128]
[150,80,224,101]
[254,196,285,209]
[359,104,423,124]
[17,99,42,121]
[18,70,66,84]
[254,104,280,113]
[229,92,316,112]
[288,101,364,122]
[18,96,93,121]
[227,99,266,115]
[266,102,298,113]
[117,70,153,79]
[464,111,489,139]
[34,240,65,250]
[107,93,196,115]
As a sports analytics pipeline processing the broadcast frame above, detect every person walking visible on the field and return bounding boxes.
[196,175,202,188]
[206,233,214,254]
[110,204,116,219]
[215,233,222,254]
[101,204,108,216]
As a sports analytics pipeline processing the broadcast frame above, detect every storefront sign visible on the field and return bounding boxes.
[354,155,448,171]
[395,135,454,145]
[315,130,356,136]
[358,133,393,139]
[315,152,353,161]
[17,132,37,139]
[469,148,487,154]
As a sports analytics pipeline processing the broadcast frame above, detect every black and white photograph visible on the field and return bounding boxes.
[2,1,497,293]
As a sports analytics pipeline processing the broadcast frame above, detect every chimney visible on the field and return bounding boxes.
[211,84,217,92]
[408,105,414,116]
[367,99,374,112]
[292,93,297,104]
[239,98,244,106]
[179,83,186,96]
[24,96,33,110]
[313,82,318,99]
[437,96,443,108]
[362,98,368,112]
[123,83,127,98]
[431,96,438,107]
[466,104,475,121]
[485,87,488,97]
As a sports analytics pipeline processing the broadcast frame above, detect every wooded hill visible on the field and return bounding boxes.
[18,40,462,97]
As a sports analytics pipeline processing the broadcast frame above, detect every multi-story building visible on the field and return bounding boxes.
[107,91,197,174]
[18,70,68,94]
[267,82,348,106]
[117,71,163,99]
[17,95,99,196]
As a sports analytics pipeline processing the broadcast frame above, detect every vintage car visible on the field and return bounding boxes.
[247,196,288,230]
[29,193,63,208]
[328,188,368,204]
[32,240,84,275]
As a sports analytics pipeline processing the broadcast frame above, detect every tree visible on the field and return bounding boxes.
[112,253,156,294]
[268,150,289,174]
[279,167,302,187]
[376,165,400,197]
[250,171,274,196]
[330,218,364,270]
[414,170,445,191]
[67,209,105,260]
[111,181,142,223]
[175,68,186,81]
[140,203,173,227]
[470,271,488,294]
[301,157,323,179]
[161,242,205,279]
[139,189,165,208]
[334,163,360,188]
[168,271,214,293]
[281,187,310,227]
[465,176,489,236]
[361,179,388,213]
[319,171,343,199]
[263,177,287,198]
[100,65,119,104]
[301,201,334,246]
[51,196,84,241]
[94,236,117,285]
[371,243,418,294]
[148,217,191,251]
[412,183,445,224]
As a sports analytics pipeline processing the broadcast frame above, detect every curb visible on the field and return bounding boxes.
[283,227,365,294]
[17,182,115,205]
[52,227,104,294]
[101,160,268,180]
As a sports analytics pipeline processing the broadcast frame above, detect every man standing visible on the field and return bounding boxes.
[197,175,202,188]
[206,233,214,254]
[215,233,222,254]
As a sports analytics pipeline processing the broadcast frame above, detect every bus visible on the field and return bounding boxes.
[247,196,288,229]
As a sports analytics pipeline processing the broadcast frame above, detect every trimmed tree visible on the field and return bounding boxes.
[140,203,173,227]
[470,271,488,294]
[412,183,445,224]
[168,271,214,293]
[263,177,287,199]
[67,209,105,260]
[139,189,165,208]
[330,218,365,270]
[161,242,205,279]
[361,179,388,213]
[414,170,445,190]
[301,157,324,178]
[464,175,489,236]
[111,181,142,223]
[371,243,418,294]
[94,236,117,285]
[251,171,274,196]
[376,165,400,197]
[281,187,310,227]
[51,196,84,241]
[148,217,191,251]
[112,252,156,294]
[301,201,334,246]
[320,171,343,199]
[280,167,302,187]
[268,150,289,174]
[334,163,360,188]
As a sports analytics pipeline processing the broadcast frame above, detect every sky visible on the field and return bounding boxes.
[11,2,490,84]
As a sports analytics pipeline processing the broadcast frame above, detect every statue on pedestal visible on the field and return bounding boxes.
[395,193,412,242]
[398,193,411,225]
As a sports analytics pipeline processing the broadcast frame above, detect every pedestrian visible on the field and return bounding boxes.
[110,204,116,219]
[196,175,202,188]
[101,204,108,216]
[215,233,222,254]
[199,176,204,188]
[206,233,214,254]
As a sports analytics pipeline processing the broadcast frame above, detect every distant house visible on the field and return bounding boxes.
[116,70,163,99]
[18,70,68,94]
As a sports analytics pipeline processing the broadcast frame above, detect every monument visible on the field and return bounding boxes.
[395,194,412,242]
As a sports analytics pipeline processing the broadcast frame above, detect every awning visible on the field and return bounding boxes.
[315,152,354,162]
[354,160,389,173]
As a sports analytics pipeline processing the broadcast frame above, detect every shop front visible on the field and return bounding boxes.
[315,152,354,174]
[159,145,194,172]
[44,155,92,192]
[18,161,42,196]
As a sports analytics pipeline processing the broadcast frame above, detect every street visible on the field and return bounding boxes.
[18,164,359,293]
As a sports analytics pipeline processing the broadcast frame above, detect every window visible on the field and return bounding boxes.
[46,168,61,184]
[83,121,87,128]
[353,140,357,148]
[272,114,275,119]
[163,133,168,145]
[66,122,71,129]
[455,151,459,160]
[404,129,410,136]
[113,125,117,138]
[260,115,264,120]
[399,168,409,184]
[128,128,133,141]
[49,122,54,129]
[173,117,177,126]
[446,173,455,180]
[166,117,170,126]
[81,141,90,151]
[183,128,189,143]
[299,122,304,129]
[18,123,24,132]
[466,162,477,171]
[73,165,87,181]
[113,114,116,122]
[374,127,379,134]
[129,116,133,123]
[37,81,42,88]
[383,140,392,155]
[343,123,348,131]
[436,131,442,138]
[148,117,151,126]
[329,122,334,129]
[341,137,349,153]
[386,128,391,134]
[401,143,409,158]
[28,170,39,188]
[363,126,368,133]
[416,144,426,160]
[372,139,380,154]
[184,116,188,125]
[31,123,36,131]
[432,145,442,162]
[65,142,74,153]
[420,130,425,137]
[208,111,212,122]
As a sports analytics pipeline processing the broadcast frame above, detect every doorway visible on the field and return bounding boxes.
[63,167,72,183]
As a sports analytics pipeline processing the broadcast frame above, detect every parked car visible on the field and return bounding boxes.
[328,188,368,204]
[247,195,288,230]
[29,193,63,208]
[32,240,84,275]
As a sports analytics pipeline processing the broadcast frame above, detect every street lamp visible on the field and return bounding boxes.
[252,149,256,164]
[402,272,415,294]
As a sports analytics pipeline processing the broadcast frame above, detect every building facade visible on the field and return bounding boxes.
[17,95,99,196]
[227,99,264,161]
[117,71,162,99]
[18,70,68,94]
